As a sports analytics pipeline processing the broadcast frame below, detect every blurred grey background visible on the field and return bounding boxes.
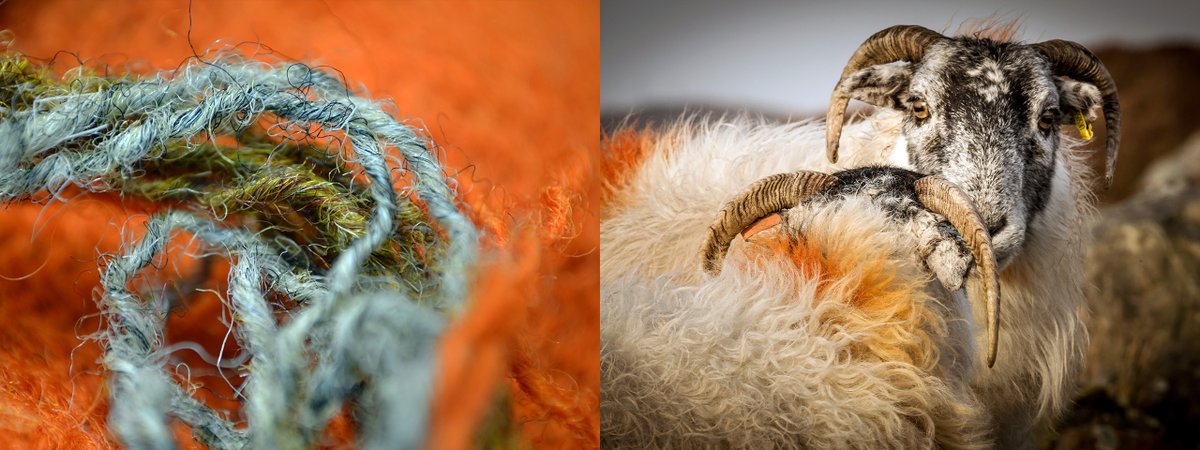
[602,0,1200,116]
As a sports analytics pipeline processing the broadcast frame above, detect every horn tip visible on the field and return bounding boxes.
[825,139,840,164]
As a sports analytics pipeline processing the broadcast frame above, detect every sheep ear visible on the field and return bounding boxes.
[838,62,913,110]
[1056,78,1102,124]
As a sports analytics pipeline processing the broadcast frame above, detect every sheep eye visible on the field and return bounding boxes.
[1038,111,1056,131]
[911,100,930,120]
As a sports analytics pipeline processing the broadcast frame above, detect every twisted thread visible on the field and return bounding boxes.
[0,52,477,448]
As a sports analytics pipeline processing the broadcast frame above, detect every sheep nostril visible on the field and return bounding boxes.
[988,217,1008,237]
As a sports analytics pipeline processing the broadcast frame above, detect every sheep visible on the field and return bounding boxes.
[603,162,1001,448]
[601,24,1121,448]
[822,25,1120,446]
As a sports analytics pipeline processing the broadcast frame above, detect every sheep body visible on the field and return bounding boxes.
[600,112,1093,447]
[603,195,989,449]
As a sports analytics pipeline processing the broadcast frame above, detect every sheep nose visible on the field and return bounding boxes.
[988,216,1008,238]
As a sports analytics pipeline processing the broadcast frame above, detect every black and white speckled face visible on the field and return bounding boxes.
[842,37,1102,266]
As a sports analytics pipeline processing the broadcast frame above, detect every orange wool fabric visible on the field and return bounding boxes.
[0,1,598,448]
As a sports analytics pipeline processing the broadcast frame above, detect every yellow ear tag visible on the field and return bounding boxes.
[1074,112,1094,141]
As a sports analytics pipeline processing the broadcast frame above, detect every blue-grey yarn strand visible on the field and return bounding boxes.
[0,55,478,449]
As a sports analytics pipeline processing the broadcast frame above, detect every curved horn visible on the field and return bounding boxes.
[701,171,838,275]
[913,176,1001,368]
[826,25,945,163]
[1030,39,1121,188]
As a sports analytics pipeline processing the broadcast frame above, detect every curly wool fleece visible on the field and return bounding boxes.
[0,53,477,448]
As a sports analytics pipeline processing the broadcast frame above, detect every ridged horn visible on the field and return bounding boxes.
[700,171,838,275]
[1029,39,1122,188]
[913,175,1001,368]
[826,25,945,163]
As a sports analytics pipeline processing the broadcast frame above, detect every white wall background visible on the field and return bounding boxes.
[602,0,1200,116]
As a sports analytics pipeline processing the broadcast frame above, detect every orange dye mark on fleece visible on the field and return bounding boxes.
[743,225,935,367]
[601,128,662,206]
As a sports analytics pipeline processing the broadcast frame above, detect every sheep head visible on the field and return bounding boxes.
[700,168,1002,367]
[825,25,1120,268]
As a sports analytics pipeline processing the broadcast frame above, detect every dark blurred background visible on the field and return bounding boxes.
[603,1,1200,448]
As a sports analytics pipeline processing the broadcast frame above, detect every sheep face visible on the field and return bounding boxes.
[827,27,1119,268]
